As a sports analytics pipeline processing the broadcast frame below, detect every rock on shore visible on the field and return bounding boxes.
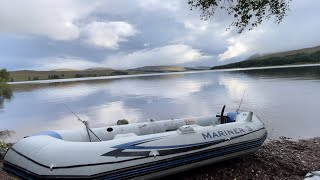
[1,138,320,180]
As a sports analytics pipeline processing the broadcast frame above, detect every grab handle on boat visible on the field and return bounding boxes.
[149,150,159,158]
[49,165,55,171]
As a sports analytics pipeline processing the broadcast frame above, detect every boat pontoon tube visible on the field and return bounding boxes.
[3,111,267,179]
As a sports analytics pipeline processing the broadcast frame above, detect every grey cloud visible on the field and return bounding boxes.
[217,0,320,62]
[103,44,212,69]
[0,0,319,70]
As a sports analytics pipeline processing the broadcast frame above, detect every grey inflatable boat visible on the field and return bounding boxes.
[3,107,267,179]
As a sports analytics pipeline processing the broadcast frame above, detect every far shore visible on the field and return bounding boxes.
[8,63,320,85]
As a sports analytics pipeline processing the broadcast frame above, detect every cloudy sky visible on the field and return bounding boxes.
[0,0,320,70]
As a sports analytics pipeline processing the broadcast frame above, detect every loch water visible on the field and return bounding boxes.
[1,65,320,141]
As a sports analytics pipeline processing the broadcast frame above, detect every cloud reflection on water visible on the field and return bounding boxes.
[2,67,320,142]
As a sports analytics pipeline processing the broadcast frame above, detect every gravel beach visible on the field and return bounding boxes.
[1,137,319,180]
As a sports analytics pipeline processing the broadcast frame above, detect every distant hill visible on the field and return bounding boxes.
[131,65,210,72]
[84,67,114,71]
[130,66,187,72]
[9,69,132,82]
[211,45,320,70]
[185,66,211,70]
[51,68,79,71]
[8,65,210,82]
[250,46,320,60]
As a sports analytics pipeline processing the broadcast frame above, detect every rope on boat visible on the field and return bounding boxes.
[64,104,102,142]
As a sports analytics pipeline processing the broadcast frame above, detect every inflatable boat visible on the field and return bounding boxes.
[3,106,267,179]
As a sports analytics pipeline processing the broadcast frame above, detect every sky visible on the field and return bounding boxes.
[0,0,320,71]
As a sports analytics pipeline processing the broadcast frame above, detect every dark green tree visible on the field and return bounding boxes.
[0,69,10,82]
[188,0,291,33]
[0,69,13,106]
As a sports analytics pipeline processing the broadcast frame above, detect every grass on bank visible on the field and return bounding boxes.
[8,66,190,82]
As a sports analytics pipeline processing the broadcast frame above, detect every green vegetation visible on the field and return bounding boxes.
[131,66,187,72]
[188,0,291,33]
[0,69,12,100]
[9,69,136,82]
[211,46,320,70]
[8,66,204,82]
[0,69,10,82]
[49,74,60,79]
[109,71,129,76]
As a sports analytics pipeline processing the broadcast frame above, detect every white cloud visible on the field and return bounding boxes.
[1,0,320,69]
[218,38,249,61]
[26,44,211,70]
[0,0,138,49]
[104,44,211,69]
[82,21,137,49]
[137,0,180,12]
[183,20,210,32]
[216,0,320,62]
[33,56,102,70]
[0,0,97,40]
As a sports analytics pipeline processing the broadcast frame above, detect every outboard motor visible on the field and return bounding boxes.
[216,105,239,124]
[216,105,229,124]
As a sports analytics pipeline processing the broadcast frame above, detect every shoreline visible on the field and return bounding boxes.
[8,63,320,85]
[1,137,319,180]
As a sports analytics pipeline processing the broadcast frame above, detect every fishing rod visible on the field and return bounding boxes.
[237,85,247,112]
[63,104,102,142]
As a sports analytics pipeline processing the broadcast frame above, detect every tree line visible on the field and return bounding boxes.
[0,69,13,108]
[211,51,320,69]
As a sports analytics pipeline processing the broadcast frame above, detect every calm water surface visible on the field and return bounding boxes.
[1,66,320,141]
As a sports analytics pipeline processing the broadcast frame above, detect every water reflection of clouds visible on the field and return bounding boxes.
[87,101,143,126]
[28,76,215,103]
[217,74,318,139]
[35,84,102,102]
[3,68,320,141]
[3,73,254,141]
[219,76,247,100]
[216,74,277,130]
[43,101,143,128]
[5,101,143,141]
[106,78,214,100]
